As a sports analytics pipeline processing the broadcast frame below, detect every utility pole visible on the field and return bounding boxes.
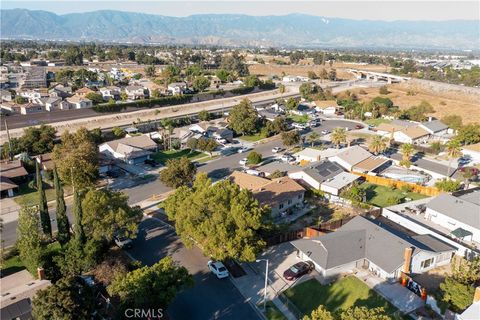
[4,116,13,161]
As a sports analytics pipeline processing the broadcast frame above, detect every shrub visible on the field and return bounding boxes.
[386,195,402,206]
[379,86,390,95]
[401,185,413,193]
[435,179,461,192]
[247,151,262,165]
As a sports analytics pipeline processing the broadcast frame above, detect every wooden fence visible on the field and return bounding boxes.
[352,172,440,197]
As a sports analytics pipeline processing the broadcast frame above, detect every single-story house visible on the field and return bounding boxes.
[289,160,344,190]
[0,102,22,114]
[0,159,28,197]
[66,96,92,109]
[292,216,456,281]
[419,120,450,136]
[43,97,62,111]
[49,84,72,99]
[351,156,391,175]
[168,82,187,95]
[425,189,480,243]
[282,75,309,82]
[294,147,323,163]
[258,108,284,122]
[125,86,146,100]
[393,127,430,144]
[74,87,94,97]
[189,121,233,142]
[314,100,342,115]
[20,103,43,115]
[330,146,373,171]
[99,135,158,164]
[320,172,361,196]
[99,86,121,100]
[229,171,306,218]
[36,153,55,171]
[462,143,480,165]
[291,103,316,116]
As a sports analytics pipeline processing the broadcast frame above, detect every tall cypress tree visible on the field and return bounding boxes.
[36,161,52,237]
[72,190,85,245]
[53,166,70,246]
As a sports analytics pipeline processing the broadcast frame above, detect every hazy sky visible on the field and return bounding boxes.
[2,1,479,21]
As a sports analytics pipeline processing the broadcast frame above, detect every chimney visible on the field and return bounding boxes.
[428,116,433,122]
[37,267,46,280]
[474,287,480,303]
[403,247,413,274]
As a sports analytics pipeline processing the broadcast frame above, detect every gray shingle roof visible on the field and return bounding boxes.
[421,120,448,133]
[426,192,480,229]
[303,160,345,183]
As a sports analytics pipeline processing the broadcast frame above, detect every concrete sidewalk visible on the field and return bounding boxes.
[230,262,298,320]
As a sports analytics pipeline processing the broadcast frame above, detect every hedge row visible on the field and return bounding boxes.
[94,94,194,112]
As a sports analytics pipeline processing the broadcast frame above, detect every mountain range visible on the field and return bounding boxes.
[1,9,478,49]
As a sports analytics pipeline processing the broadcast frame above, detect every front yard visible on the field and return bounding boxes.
[359,182,427,208]
[14,182,73,206]
[364,118,392,127]
[240,132,268,142]
[151,149,209,164]
[283,277,401,318]
[288,114,310,124]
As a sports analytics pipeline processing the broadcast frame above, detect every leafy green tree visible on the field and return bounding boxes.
[244,75,260,87]
[108,257,193,311]
[1,125,57,159]
[35,161,52,237]
[339,306,391,320]
[112,126,125,138]
[286,97,299,110]
[440,277,475,312]
[455,123,480,145]
[63,46,83,66]
[164,173,268,261]
[185,64,203,78]
[192,76,211,92]
[247,151,262,165]
[144,65,156,77]
[441,115,463,130]
[14,95,26,104]
[120,92,128,101]
[53,128,98,189]
[53,166,70,246]
[269,170,286,179]
[73,190,86,245]
[331,128,347,149]
[198,110,211,121]
[435,178,461,192]
[159,157,197,188]
[216,69,230,83]
[16,206,45,275]
[302,305,335,320]
[307,132,321,147]
[151,88,162,98]
[186,137,198,151]
[221,52,249,77]
[197,138,218,156]
[299,82,318,99]
[81,189,142,242]
[281,130,301,147]
[228,99,258,135]
[32,278,95,320]
[278,84,286,95]
[461,167,478,189]
[404,101,435,122]
[85,92,103,104]
[340,182,366,204]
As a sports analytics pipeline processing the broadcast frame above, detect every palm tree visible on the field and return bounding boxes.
[400,143,415,168]
[446,140,462,178]
[368,136,388,155]
[307,132,320,147]
[331,128,347,149]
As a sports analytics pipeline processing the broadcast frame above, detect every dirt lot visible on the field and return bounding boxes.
[348,83,480,124]
[248,59,388,81]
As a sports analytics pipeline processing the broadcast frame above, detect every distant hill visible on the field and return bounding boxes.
[1,9,478,49]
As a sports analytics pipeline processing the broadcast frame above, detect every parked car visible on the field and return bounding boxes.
[238,146,251,153]
[207,260,229,279]
[283,261,314,281]
[245,169,265,177]
[239,158,248,166]
[280,154,295,163]
[321,129,330,135]
[355,124,364,129]
[308,120,320,127]
[114,233,133,249]
[272,147,284,153]
[292,123,308,130]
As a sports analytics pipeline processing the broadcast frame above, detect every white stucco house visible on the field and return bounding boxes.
[66,96,93,109]
[99,135,158,165]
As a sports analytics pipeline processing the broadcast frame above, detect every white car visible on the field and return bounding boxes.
[321,129,330,135]
[114,234,133,249]
[237,146,250,153]
[280,154,295,163]
[292,123,307,130]
[239,158,248,166]
[208,260,229,279]
[272,147,283,153]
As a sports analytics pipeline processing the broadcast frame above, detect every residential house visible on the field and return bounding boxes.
[315,100,342,115]
[74,87,94,97]
[0,89,12,102]
[419,120,450,137]
[289,160,344,190]
[21,67,47,89]
[330,146,373,171]
[20,103,43,115]
[425,189,480,243]
[36,153,55,172]
[291,103,316,116]
[42,97,62,111]
[168,82,187,95]
[292,216,456,281]
[0,102,22,114]
[376,120,418,138]
[462,143,480,165]
[294,147,323,163]
[99,135,158,164]
[189,121,233,142]
[0,159,28,197]
[255,161,300,177]
[66,96,93,109]
[258,108,284,122]
[99,86,121,101]
[351,156,391,175]
[393,127,430,144]
[19,89,47,101]
[229,171,306,218]
[125,86,146,100]
[320,172,362,196]
[49,84,72,99]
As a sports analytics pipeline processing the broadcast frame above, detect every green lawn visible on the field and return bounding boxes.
[359,182,427,208]
[151,149,208,164]
[288,114,310,124]
[240,132,267,142]
[1,255,26,277]
[364,118,392,127]
[265,301,287,320]
[13,182,73,206]
[284,277,400,317]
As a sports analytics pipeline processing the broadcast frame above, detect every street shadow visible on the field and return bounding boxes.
[208,167,232,179]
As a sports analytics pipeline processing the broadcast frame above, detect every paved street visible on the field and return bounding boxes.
[129,217,260,320]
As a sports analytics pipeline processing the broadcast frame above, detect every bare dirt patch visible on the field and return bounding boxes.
[349,83,480,124]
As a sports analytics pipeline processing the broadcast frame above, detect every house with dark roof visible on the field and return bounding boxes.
[289,160,345,190]
[419,120,449,136]
[291,216,455,281]
[0,160,28,197]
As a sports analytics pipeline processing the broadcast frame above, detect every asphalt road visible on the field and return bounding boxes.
[129,217,260,320]
[0,119,357,247]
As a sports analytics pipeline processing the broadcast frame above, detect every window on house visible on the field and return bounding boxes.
[298,194,302,199]
[288,200,292,205]
[421,258,434,269]
[279,204,284,209]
